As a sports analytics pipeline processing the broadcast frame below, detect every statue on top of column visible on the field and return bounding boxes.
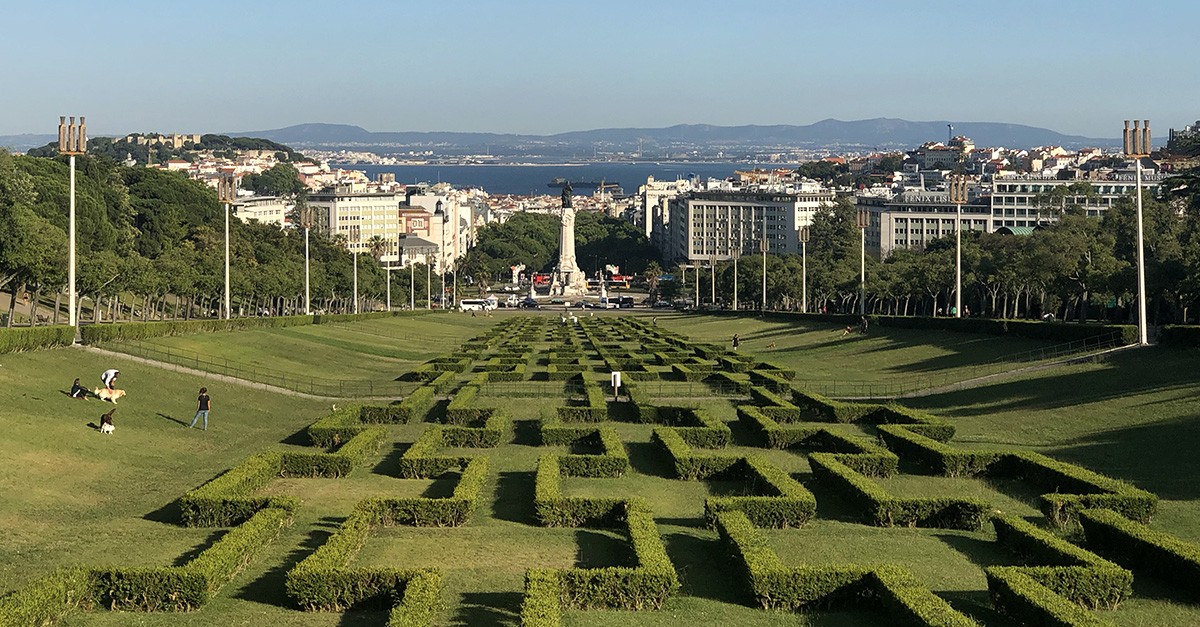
[561,180,573,209]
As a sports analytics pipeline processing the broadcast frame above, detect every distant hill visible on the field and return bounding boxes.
[231,118,1120,152]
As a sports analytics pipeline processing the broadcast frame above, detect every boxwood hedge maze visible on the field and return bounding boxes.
[6,314,1200,626]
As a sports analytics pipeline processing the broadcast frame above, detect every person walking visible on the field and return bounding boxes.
[731,333,741,350]
[189,387,211,431]
[100,369,120,389]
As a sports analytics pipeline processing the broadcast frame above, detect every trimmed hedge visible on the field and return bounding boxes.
[748,369,790,394]
[789,388,877,423]
[556,508,679,610]
[0,325,75,353]
[1079,508,1200,596]
[445,385,493,424]
[534,455,628,527]
[94,507,292,611]
[80,315,313,343]
[356,457,489,527]
[0,568,93,627]
[646,406,731,448]
[285,508,441,614]
[992,515,1131,610]
[521,570,562,627]
[737,406,897,477]
[652,427,740,480]
[443,412,510,448]
[986,567,1113,627]
[704,455,817,528]
[487,364,529,382]
[397,385,438,423]
[556,379,608,422]
[714,510,976,624]
[557,428,629,478]
[179,451,299,527]
[877,424,1000,477]
[809,452,988,530]
[398,428,471,479]
[707,371,751,393]
[280,426,388,478]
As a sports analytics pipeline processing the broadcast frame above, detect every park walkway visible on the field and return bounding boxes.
[77,344,401,402]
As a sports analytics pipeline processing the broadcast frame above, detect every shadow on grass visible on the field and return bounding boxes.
[236,517,341,608]
[279,425,311,447]
[171,529,228,566]
[626,441,673,478]
[575,529,630,568]
[802,473,862,524]
[728,418,763,447]
[606,399,640,422]
[449,591,522,627]
[492,471,536,525]
[662,530,746,605]
[143,499,183,525]
[422,470,462,499]
[512,419,540,446]
[934,590,1003,626]
[371,442,412,478]
[155,412,189,427]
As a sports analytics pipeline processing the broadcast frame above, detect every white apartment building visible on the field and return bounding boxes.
[308,187,403,263]
[990,167,1166,228]
[858,189,990,258]
[664,183,834,264]
[638,176,695,238]
[233,196,291,227]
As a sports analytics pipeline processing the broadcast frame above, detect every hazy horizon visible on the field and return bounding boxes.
[3,0,1197,137]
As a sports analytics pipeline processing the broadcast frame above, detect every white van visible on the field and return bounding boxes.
[460,297,497,312]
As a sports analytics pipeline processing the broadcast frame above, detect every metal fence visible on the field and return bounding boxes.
[796,331,1128,399]
[478,379,748,399]
[104,340,416,398]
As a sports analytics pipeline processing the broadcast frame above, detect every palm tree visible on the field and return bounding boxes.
[367,235,388,261]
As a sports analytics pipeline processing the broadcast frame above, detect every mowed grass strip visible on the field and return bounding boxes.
[132,314,498,381]
[0,346,330,592]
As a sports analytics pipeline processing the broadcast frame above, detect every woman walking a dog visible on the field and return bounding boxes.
[189,387,211,431]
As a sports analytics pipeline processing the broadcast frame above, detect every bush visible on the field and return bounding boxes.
[398,428,471,479]
[180,451,298,527]
[557,509,679,610]
[652,428,739,480]
[993,515,1131,610]
[307,404,368,448]
[387,570,443,627]
[281,427,387,478]
[704,455,817,528]
[747,386,803,422]
[397,385,438,423]
[534,455,627,527]
[80,315,312,344]
[355,458,489,527]
[445,386,493,424]
[671,363,707,382]
[487,364,528,382]
[877,424,1000,477]
[0,325,75,353]
[0,568,94,627]
[521,570,562,627]
[790,388,877,423]
[713,510,976,624]
[996,451,1158,527]
[986,567,1113,627]
[748,369,790,393]
[94,507,292,611]
[556,380,607,422]
[809,453,987,530]
[1079,508,1200,596]
[443,412,510,448]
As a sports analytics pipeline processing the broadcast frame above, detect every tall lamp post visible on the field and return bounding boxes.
[948,175,969,318]
[733,245,740,312]
[856,208,869,315]
[425,254,432,310]
[799,226,810,313]
[217,170,236,319]
[710,254,716,307]
[352,250,359,314]
[57,116,86,331]
[760,208,767,311]
[1123,120,1152,346]
[299,204,312,315]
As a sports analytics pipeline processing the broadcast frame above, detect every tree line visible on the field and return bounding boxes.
[0,152,438,327]
[656,179,1200,324]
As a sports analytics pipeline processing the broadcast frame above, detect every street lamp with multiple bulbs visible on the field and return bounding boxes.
[856,208,870,315]
[57,116,86,331]
[948,175,969,318]
[217,170,236,320]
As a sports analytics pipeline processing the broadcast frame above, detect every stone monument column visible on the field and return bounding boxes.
[557,182,587,296]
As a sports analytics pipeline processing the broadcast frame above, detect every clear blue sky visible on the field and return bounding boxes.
[3,0,1197,137]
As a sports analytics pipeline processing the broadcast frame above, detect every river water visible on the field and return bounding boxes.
[333,162,793,196]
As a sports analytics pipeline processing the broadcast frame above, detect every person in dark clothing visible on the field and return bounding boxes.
[859,316,869,334]
[189,387,211,431]
[731,333,741,350]
[70,378,89,399]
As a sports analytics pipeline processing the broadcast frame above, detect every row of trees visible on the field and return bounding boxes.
[0,152,444,327]
[654,179,1200,324]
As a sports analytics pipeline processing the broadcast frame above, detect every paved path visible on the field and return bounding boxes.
[77,345,401,402]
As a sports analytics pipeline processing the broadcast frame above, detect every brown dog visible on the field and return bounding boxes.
[99,408,116,434]
[766,342,777,349]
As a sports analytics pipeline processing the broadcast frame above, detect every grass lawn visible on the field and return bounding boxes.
[7,313,1200,626]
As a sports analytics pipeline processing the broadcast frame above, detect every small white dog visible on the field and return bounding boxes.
[99,409,115,434]
[94,388,126,404]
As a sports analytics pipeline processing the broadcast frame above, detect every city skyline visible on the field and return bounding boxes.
[2,0,1198,137]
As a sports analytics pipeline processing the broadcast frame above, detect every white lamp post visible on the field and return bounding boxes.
[948,175,969,318]
[800,226,810,313]
[1123,119,1152,346]
[857,208,869,315]
[760,208,767,311]
[217,170,236,319]
[57,116,86,331]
